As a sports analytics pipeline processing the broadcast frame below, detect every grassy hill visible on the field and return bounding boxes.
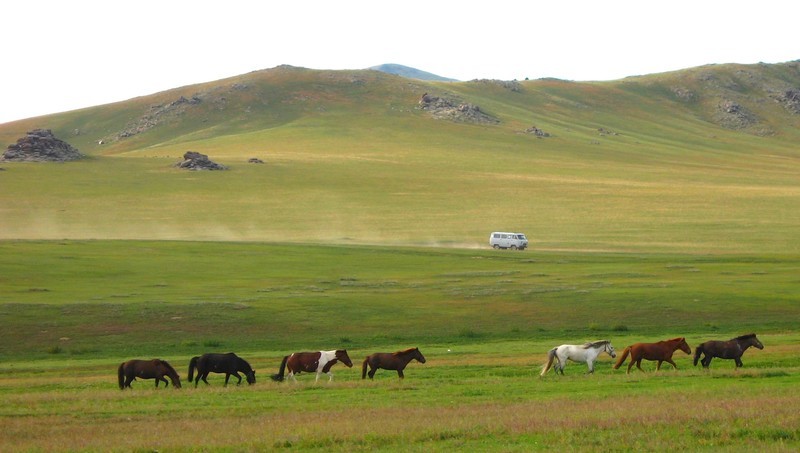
[1,62,799,253]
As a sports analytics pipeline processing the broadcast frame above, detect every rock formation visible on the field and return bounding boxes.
[2,129,83,162]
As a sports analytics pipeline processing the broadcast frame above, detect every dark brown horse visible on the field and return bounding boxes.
[694,333,764,368]
[271,349,353,383]
[187,352,256,387]
[613,337,691,374]
[362,347,426,380]
[118,359,181,390]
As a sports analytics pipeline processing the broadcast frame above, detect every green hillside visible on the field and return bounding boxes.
[1,62,799,253]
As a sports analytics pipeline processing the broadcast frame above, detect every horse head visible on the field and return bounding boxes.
[246,369,256,385]
[158,359,182,388]
[336,349,353,367]
[677,337,692,355]
[413,348,427,364]
[748,334,764,350]
[603,341,617,358]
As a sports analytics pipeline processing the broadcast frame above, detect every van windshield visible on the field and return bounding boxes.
[516,235,527,240]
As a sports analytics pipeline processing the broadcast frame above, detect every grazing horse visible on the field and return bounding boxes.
[271,349,353,383]
[613,337,692,374]
[187,352,256,387]
[540,340,616,376]
[694,333,764,369]
[118,359,181,390]
[362,347,426,380]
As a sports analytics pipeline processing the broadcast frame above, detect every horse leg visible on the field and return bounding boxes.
[664,359,678,370]
[626,360,634,374]
[232,372,242,386]
[368,366,377,379]
[125,375,135,388]
[735,358,743,368]
[586,359,595,374]
[397,369,405,379]
[702,357,712,368]
[656,361,663,371]
[201,372,211,386]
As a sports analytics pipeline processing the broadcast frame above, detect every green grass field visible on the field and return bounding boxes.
[1,64,799,451]
[1,242,798,451]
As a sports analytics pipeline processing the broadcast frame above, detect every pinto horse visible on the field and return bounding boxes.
[271,349,353,383]
[540,340,616,376]
[187,352,256,387]
[694,333,764,369]
[118,359,181,389]
[613,337,691,374]
[362,347,426,380]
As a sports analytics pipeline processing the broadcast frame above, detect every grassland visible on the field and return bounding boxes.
[1,63,799,450]
[1,242,798,451]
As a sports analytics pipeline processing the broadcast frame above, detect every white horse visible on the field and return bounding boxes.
[540,340,617,376]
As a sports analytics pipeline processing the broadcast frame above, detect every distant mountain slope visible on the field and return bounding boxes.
[1,62,799,251]
[368,63,458,81]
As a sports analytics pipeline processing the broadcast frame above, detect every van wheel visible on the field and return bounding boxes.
[493,244,500,249]
[510,245,517,250]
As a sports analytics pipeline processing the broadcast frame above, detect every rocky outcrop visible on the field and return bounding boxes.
[525,126,550,137]
[175,151,227,170]
[418,93,499,124]
[2,129,83,162]
[776,89,800,114]
[118,95,202,139]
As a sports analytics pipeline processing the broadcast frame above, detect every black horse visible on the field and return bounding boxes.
[188,352,256,387]
[693,333,764,368]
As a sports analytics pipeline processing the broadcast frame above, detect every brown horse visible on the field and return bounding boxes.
[613,337,691,374]
[271,349,353,383]
[362,347,426,380]
[187,352,256,387]
[694,333,764,369]
[118,359,182,390]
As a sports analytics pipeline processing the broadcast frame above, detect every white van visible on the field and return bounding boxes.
[489,232,528,250]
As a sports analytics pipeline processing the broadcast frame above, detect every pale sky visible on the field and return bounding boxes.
[1,0,797,124]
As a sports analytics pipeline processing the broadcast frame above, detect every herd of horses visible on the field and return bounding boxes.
[540,333,764,376]
[118,334,764,389]
[118,347,426,389]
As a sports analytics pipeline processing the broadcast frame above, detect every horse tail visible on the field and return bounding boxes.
[271,355,289,382]
[187,356,199,382]
[361,357,369,379]
[540,348,557,376]
[613,346,631,369]
[693,344,703,366]
[118,362,125,390]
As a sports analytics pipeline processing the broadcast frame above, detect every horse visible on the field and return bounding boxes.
[540,340,616,376]
[693,333,764,369]
[613,337,691,374]
[362,347,426,380]
[271,349,353,383]
[118,359,181,390]
[187,352,256,387]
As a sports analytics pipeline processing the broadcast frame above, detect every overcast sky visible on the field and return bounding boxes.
[1,0,797,124]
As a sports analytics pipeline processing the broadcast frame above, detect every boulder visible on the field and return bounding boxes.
[175,151,227,170]
[2,129,83,162]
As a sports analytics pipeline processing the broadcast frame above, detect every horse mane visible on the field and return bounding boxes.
[731,333,756,341]
[393,348,417,356]
[156,359,177,373]
[235,355,252,370]
[583,340,609,349]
